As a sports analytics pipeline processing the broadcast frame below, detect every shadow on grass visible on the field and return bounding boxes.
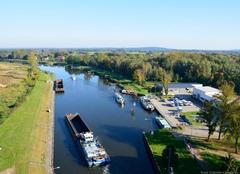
[145,129,200,174]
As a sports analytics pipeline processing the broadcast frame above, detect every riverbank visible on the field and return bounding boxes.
[145,129,200,174]
[64,65,154,96]
[0,71,54,174]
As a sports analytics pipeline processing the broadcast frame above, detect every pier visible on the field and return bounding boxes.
[150,99,179,128]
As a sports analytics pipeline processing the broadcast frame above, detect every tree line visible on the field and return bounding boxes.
[64,52,240,93]
[1,50,240,94]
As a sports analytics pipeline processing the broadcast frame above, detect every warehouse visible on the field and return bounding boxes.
[192,86,221,102]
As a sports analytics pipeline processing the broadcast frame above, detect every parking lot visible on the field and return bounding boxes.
[150,96,201,128]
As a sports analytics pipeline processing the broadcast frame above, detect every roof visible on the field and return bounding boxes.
[194,86,220,93]
[156,83,202,89]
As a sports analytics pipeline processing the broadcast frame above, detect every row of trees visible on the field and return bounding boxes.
[64,52,240,94]
[1,50,240,94]
[201,82,240,153]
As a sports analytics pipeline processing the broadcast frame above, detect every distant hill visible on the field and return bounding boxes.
[0,47,240,54]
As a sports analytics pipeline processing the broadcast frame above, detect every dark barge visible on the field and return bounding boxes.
[54,79,64,93]
[65,113,111,167]
[65,113,90,139]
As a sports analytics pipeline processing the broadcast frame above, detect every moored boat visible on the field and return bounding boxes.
[54,79,64,93]
[71,75,76,80]
[115,92,125,105]
[140,96,154,111]
[65,113,111,167]
[155,116,171,129]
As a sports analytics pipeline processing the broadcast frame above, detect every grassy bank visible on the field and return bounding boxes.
[89,68,155,95]
[0,71,53,174]
[145,129,200,174]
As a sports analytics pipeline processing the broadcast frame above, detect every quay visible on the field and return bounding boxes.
[150,99,179,128]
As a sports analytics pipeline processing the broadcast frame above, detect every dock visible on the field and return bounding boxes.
[150,99,179,128]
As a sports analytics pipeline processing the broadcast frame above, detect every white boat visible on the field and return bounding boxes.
[80,132,111,167]
[71,75,76,80]
[155,117,171,129]
[140,96,155,111]
[115,92,125,105]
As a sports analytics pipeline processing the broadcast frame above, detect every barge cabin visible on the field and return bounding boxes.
[54,79,64,93]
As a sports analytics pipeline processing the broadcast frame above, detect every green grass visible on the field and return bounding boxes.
[0,72,50,173]
[201,152,240,171]
[145,129,200,174]
[182,111,202,126]
[90,68,155,95]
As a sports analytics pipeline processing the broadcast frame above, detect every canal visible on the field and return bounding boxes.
[40,66,158,174]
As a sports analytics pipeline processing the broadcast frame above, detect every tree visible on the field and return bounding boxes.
[215,82,237,140]
[200,101,217,141]
[161,72,172,96]
[222,153,240,172]
[132,69,145,85]
[28,52,39,78]
[224,98,240,153]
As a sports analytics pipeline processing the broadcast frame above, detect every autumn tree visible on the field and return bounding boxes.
[200,101,217,141]
[28,52,39,78]
[224,97,240,153]
[161,72,172,96]
[215,82,237,140]
[132,69,145,85]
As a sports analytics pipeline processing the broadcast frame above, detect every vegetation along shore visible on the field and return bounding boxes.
[0,56,54,174]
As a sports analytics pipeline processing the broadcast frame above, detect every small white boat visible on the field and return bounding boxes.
[115,92,125,105]
[71,75,76,81]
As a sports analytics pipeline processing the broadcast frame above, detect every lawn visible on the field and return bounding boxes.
[201,152,240,171]
[182,111,202,126]
[145,129,200,174]
[0,71,53,174]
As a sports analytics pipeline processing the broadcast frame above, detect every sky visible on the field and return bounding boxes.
[0,0,239,49]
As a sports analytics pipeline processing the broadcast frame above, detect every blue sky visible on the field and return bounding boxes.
[0,0,239,49]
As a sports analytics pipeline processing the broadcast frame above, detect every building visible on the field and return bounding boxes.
[192,86,221,102]
[56,56,65,62]
[155,83,203,95]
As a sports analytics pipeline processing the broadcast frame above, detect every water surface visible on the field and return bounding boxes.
[40,66,157,174]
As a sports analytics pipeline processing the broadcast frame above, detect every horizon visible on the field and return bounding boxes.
[0,46,239,51]
[1,0,240,49]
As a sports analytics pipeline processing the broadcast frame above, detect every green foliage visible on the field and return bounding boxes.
[202,152,240,172]
[162,145,179,170]
[0,72,49,172]
[145,129,200,174]
[132,69,145,85]
[200,101,217,141]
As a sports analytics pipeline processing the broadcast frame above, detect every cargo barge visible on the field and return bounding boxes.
[65,113,111,167]
[54,79,64,93]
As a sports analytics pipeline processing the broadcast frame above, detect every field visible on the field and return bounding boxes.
[0,69,53,174]
[0,63,27,87]
[0,63,29,122]
[145,129,200,174]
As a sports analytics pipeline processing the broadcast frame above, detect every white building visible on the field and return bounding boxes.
[155,83,203,95]
[192,86,221,102]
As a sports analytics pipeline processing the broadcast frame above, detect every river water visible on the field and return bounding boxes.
[40,66,158,174]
